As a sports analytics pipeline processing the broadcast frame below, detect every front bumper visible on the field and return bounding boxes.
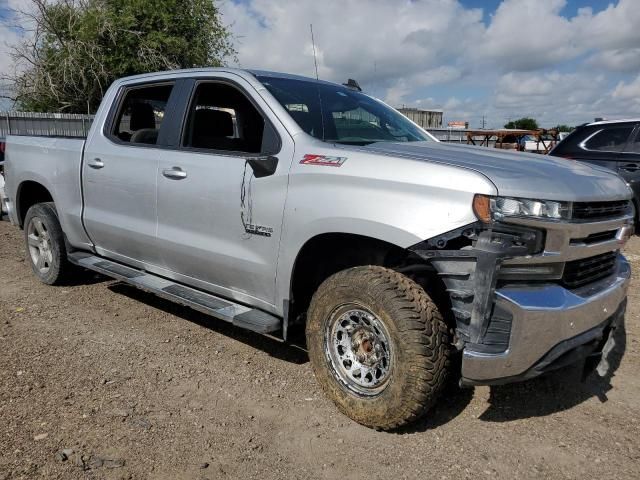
[461,255,630,384]
[410,208,633,386]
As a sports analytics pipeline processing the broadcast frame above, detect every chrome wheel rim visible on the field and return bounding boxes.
[325,305,393,396]
[27,217,52,274]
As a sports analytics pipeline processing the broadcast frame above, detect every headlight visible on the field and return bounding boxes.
[473,194,571,222]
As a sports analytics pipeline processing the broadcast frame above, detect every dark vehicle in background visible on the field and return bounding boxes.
[550,119,640,229]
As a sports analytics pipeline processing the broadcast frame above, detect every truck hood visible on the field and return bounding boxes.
[360,141,632,202]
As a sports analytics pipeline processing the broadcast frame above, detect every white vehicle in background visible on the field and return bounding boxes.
[523,132,569,153]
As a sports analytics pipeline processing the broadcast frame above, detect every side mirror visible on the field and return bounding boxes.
[247,155,278,178]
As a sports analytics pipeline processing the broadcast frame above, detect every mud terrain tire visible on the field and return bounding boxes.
[306,266,451,430]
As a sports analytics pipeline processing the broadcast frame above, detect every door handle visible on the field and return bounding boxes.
[162,167,187,179]
[87,158,104,169]
[618,164,640,172]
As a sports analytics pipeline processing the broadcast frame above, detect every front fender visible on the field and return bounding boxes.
[274,151,497,313]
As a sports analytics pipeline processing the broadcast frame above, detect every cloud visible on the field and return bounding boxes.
[1,0,640,124]
[222,0,484,104]
[612,75,640,101]
[481,0,579,71]
[0,0,38,108]
[220,0,640,125]
[587,48,640,73]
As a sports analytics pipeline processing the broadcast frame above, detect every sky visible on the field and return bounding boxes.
[1,0,640,127]
[220,0,640,127]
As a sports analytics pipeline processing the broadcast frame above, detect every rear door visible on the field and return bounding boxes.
[154,75,291,309]
[618,124,640,216]
[82,81,179,266]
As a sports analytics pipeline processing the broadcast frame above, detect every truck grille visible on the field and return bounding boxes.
[572,200,630,220]
[562,251,618,288]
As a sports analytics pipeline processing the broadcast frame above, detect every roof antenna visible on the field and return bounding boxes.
[310,23,319,80]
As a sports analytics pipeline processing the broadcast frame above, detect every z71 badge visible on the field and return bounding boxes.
[300,154,347,167]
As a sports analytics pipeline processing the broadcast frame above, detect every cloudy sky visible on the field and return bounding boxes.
[221,0,640,127]
[1,0,639,127]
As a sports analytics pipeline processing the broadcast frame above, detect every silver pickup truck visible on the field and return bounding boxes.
[2,68,635,430]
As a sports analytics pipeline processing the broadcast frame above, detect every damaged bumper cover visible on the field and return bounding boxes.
[461,258,629,384]
[409,213,632,386]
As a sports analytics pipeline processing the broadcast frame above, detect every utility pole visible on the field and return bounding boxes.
[481,115,486,129]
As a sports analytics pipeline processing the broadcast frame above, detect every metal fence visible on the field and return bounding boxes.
[0,112,492,147]
[0,111,94,138]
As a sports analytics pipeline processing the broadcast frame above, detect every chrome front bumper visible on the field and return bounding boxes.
[461,255,630,383]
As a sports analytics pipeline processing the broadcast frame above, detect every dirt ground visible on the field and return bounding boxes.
[1,219,639,480]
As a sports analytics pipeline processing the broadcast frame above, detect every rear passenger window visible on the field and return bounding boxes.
[183,83,266,154]
[584,126,634,152]
[112,84,174,145]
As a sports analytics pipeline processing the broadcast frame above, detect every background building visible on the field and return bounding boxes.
[397,107,443,129]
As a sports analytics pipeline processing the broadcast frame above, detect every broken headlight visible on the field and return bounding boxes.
[473,194,571,222]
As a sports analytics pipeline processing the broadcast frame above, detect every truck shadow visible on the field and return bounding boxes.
[479,322,626,423]
[63,270,111,287]
[107,282,309,365]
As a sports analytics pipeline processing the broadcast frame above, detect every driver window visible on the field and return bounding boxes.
[183,82,265,154]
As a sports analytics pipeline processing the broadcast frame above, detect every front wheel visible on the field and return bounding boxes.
[306,266,451,430]
[23,202,71,285]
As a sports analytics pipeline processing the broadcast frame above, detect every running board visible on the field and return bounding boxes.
[68,252,281,334]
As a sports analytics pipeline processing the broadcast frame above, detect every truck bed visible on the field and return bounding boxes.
[4,135,86,240]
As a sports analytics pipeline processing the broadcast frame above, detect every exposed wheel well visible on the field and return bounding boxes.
[288,233,451,327]
[17,181,54,227]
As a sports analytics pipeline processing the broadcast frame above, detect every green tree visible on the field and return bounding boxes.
[4,0,235,113]
[553,124,574,132]
[504,117,539,130]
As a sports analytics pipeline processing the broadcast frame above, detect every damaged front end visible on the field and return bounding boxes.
[408,201,632,386]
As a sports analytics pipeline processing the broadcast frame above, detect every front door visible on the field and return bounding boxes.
[155,76,291,309]
[83,82,180,266]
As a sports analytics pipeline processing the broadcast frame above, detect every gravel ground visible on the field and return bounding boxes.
[1,219,639,480]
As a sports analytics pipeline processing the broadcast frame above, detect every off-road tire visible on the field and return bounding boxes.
[23,202,71,285]
[306,266,451,430]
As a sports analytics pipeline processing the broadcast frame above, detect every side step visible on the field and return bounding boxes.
[68,252,281,334]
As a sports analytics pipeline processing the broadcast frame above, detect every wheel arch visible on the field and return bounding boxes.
[16,180,55,228]
[284,231,436,326]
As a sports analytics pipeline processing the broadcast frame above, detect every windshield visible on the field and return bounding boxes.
[256,76,435,145]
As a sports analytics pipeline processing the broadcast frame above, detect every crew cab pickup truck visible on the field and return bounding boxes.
[2,69,635,430]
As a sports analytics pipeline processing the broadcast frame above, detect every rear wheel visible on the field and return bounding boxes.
[306,266,451,430]
[24,202,70,285]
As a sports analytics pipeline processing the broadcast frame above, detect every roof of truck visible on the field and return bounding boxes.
[116,67,344,88]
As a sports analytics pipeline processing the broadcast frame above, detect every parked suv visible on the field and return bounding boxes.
[550,119,640,229]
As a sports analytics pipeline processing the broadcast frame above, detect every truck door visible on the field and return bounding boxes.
[82,81,179,266]
[155,76,292,310]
